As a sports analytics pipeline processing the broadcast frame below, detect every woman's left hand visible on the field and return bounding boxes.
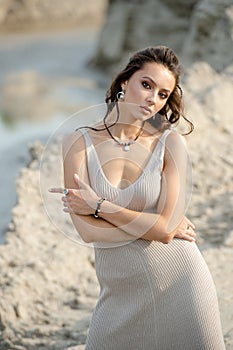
[49,174,99,216]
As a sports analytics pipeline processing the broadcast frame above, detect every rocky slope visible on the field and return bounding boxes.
[0,142,98,350]
[92,0,233,72]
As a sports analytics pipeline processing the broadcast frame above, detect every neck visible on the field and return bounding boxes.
[107,103,143,140]
[110,123,143,140]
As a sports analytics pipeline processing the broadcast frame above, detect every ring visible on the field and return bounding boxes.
[63,188,69,195]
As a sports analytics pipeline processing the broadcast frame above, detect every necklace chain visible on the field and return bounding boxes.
[105,122,144,151]
[103,102,144,151]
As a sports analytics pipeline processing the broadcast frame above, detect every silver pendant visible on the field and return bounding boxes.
[124,144,130,151]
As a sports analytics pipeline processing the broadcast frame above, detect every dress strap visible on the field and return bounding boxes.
[154,129,172,170]
[78,128,101,180]
[78,128,93,148]
[158,128,172,144]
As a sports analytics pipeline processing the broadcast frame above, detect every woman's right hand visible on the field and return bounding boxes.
[174,216,196,242]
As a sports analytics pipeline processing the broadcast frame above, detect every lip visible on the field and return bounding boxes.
[140,106,152,114]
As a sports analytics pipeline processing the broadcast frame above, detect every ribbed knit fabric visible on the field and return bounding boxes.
[80,129,226,350]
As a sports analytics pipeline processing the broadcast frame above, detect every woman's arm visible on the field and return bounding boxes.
[60,131,139,243]
[57,130,194,244]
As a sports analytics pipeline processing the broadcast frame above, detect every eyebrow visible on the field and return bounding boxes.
[142,76,171,93]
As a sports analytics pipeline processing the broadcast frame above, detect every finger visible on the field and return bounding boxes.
[186,227,196,236]
[73,173,80,188]
[182,233,196,242]
[74,173,90,190]
[63,207,73,213]
[186,219,195,230]
[74,173,79,181]
[48,187,65,194]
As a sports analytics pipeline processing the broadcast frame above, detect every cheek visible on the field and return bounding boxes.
[160,99,167,107]
[156,99,167,112]
[126,82,143,99]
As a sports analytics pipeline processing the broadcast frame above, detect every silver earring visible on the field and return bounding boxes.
[117,90,125,101]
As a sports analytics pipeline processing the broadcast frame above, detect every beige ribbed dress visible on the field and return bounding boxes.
[80,129,225,350]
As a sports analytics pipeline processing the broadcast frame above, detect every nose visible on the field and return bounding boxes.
[147,90,158,105]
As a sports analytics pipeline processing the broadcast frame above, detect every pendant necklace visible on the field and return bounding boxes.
[105,122,144,151]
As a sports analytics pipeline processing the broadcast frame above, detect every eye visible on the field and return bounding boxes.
[159,92,168,99]
[142,81,151,89]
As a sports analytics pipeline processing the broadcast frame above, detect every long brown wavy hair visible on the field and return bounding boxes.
[105,46,193,134]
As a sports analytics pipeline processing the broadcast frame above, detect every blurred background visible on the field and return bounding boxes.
[0,0,108,240]
[0,1,233,349]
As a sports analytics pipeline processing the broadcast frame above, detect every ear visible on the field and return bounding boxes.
[121,81,128,91]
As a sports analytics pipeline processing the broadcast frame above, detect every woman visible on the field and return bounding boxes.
[50,46,225,349]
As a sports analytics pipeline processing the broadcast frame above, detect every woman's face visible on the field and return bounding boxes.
[122,62,176,121]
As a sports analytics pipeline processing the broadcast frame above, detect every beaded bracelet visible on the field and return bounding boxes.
[94,197,106,218]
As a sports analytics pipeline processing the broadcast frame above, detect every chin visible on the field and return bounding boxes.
[133,113,151,123]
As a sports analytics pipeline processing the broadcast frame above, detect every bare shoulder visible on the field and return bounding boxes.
[62,130,89,184]
[163,130,188,167]
[165,130,187,150]
[62,130,86,156]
